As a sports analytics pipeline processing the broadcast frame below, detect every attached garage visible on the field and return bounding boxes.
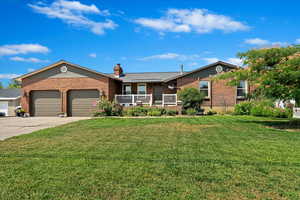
[68,90,99,116]
[0,89,21,117]
[30,90,61,116]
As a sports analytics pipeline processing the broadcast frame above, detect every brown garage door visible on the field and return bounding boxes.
[68,90,99,116]
[31,91,61,116]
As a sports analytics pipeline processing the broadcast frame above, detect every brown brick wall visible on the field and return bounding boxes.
[21,76,115,114]
[177,76,239,109]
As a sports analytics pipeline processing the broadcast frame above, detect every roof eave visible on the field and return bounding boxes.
[163,61,240,82]
[15,60,122,81]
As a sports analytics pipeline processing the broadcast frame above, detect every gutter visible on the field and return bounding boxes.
[0,96,21,100]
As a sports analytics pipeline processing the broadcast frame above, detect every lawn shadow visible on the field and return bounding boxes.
[239,117,300,132]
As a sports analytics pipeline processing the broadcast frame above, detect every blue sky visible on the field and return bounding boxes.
[0,0,299,86]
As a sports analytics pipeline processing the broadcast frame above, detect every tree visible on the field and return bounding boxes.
[178,87,205,111]
[217,45,300,106]
[7,79,21,89]
[0,81,3,89]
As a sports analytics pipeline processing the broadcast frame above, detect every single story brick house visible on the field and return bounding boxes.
[16,60,250,116]
[0,89,21,116]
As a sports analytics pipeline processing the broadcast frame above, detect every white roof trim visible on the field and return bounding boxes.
[0,96,21,100]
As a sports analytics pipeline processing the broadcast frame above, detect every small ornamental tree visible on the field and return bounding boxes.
[7,79,21,89]
[217,45,300,106]
[178,88,205,111]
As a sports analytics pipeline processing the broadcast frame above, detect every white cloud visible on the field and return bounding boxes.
[296,39,300,44]
[139,53,200,61]
[0,74,20,79]
[202,57,219,64]
[0,44,49,56]
[89,53,97,58]
[244,38,269,46]
[245,38,288,47]
[27,68,35,72]
[28,0,117,35]
[135,8,249,34]
[188,62,198,67]
[56,0,101,14]
[202,57,243,66]
[9,56,49,63]
[226,58,243,66]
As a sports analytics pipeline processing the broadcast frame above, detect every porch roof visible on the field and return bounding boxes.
[108,72,184,83]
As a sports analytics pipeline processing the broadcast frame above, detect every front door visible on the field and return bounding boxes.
[153,85,163,102]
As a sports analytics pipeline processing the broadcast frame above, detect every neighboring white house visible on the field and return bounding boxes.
[0,89,21,116]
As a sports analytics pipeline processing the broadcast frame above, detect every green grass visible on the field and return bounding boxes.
[0,116,300,200]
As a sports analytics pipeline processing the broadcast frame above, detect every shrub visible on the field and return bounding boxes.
[94,97,123,116]
[93,110,107,117]
[250,104,273,117]
[165,109,177,116]
[272,108,292,118]
[206,109,217,115]
[147,110,162,116]
[186,108,197,115]
[178,88,205,111]
[125,106,148,116]
[234,101,253,115]
[112,104,123,116]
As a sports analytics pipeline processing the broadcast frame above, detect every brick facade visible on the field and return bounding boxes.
[177,76,240,111]
[21,76,115,114]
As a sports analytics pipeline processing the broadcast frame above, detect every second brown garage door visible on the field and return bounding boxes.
[68,90,99,116]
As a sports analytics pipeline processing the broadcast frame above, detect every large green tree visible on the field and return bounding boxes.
[218,45,300,106]
[0,81,3,89]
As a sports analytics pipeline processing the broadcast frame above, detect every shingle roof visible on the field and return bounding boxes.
[108,72,184,83]
[0,88,21,99]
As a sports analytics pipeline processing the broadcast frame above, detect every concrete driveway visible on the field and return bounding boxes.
[0,117,90,140]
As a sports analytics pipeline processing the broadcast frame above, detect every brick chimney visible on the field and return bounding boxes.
[113,63,123,77]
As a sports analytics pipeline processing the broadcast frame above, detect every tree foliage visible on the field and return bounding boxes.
[0,81,3,89]
[7,79,21,89]
[217,45,300,106]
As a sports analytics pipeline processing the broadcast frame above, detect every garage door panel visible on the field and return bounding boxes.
[31,91,61,116]
[68,90,99,117]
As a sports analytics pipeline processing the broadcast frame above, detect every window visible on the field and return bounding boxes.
[199,81,210,98]
[122,84,131,95]
[237,81,247,98]
[137,84,147,95]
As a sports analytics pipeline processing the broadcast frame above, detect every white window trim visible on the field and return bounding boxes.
[137,83,147,95]
[237,80,248,99]
[122,83,132,95]
[199,80,211,99]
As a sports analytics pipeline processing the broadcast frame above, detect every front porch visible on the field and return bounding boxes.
[115,94,178,106]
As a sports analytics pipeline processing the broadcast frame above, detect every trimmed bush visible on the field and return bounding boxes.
[166,109,177,116]
[206,109,217,115]
[186,108,197,116]
[234,101,253,115]
[272,108,292,118]
[125,106,148,116]
[147,110,162,116]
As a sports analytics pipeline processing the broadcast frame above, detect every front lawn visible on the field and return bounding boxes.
[0,116,299,199]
